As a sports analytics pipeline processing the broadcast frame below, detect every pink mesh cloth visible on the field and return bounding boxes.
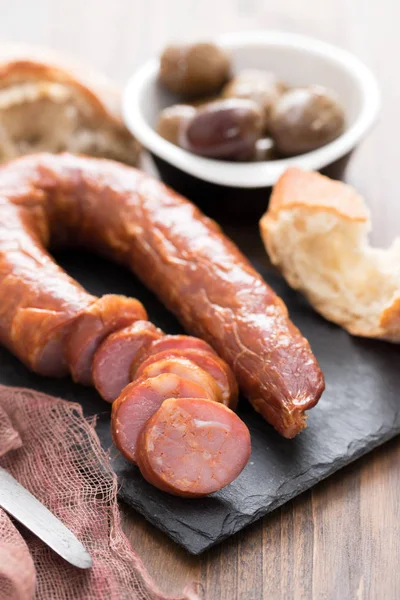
[0,385,201,600]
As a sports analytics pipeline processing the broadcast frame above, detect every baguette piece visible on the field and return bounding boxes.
[0,44,140,165]
[260,167,400,342]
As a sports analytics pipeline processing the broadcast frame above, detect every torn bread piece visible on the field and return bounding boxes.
[260,167,400,342]
[0,44,140,165]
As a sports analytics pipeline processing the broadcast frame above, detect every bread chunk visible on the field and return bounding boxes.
[0,44,140,165]
[261,168,400,342]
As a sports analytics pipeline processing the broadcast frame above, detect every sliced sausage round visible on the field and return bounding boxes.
[136,397,251,497]
[138,356,223,404]
[129,334,218,378]
[92,320,163,402]
[111,373,211,463]
[145,335,218,357]
[66,294,147,386]
[133,349,238,409]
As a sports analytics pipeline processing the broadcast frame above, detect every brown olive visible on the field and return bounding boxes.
[156,105,197,145]
[189,94,221,108]
[269,85,345,156]
[159,43,231,97]
[180,98,264,161]
[222,69,286,131]
[254,138,276,161]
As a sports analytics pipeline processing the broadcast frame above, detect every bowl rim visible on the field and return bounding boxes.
[122,30,381,188]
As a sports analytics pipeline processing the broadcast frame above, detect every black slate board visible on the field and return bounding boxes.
[1,226,399,555]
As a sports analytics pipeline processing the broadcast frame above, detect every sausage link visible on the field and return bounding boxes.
[136,397,251,497]
[0,153,324,436]
[92,320,163,402]
[66,294,147,385]
[111,373,212,463]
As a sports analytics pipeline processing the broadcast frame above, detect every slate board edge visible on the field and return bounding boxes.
[117,425,400,555]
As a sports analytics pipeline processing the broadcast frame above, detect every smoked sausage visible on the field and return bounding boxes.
[92,320,163,402]
[136,397,251,497]
[128,334,219,379]
[0,202,95,376]
[137,334,219,359]
[66,294,147,385]
[133,349,238,409]
[0,153,324,437]
[111,374,212,463]
[138,357,223,404]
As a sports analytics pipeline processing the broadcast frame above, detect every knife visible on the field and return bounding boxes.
[0,466,92,569]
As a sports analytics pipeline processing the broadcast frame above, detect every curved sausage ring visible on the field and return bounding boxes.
[0,153,324,492]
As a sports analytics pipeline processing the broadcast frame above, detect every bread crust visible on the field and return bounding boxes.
[0,60,116,121]
[267,167,367,221]
[0,43,140,165]
[261,167,400,342]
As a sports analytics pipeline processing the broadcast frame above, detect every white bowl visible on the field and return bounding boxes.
[123,30,380,190]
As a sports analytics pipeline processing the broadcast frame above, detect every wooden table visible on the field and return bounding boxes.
[1,0,399,597]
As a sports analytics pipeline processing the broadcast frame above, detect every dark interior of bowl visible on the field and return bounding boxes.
[151,151,353,221]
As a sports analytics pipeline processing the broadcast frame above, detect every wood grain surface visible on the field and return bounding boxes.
[0,1,399,598]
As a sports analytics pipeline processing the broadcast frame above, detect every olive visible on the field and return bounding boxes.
[159,42,231,97]
[156,105,197,145]
[269,85,345,156]
[254,138,276,161]
[180,98,264,161]
[189,94,221,108]
[222,69,286,130]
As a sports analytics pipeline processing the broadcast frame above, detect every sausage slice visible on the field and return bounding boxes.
[92,320,163,402]
[111,373,211,463]
[66,294,147,385]
[134,349,238,409]
[136,397,251,497]
[129,334,218,378]
[139,356,223,404]
[144,335,218,357]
